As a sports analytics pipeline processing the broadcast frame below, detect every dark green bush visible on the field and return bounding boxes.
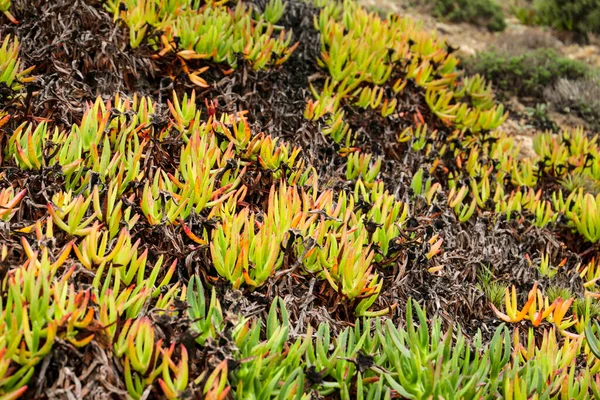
[463,48,592,99]
[431,0,506,32]
[533,0,600,42]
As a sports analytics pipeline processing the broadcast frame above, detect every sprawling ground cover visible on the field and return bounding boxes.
[0,0,599,398]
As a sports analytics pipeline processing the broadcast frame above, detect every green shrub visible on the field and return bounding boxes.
[431,0,507,32]
[463,48,592,99]
[532,0,600,42]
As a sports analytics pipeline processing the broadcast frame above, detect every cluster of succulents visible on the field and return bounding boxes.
[0,0,599,398]
[303,0,600,395]
[104,0,297,85]
[306,0,507,146]
[3,88,417,314]
[308,1,600,243]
